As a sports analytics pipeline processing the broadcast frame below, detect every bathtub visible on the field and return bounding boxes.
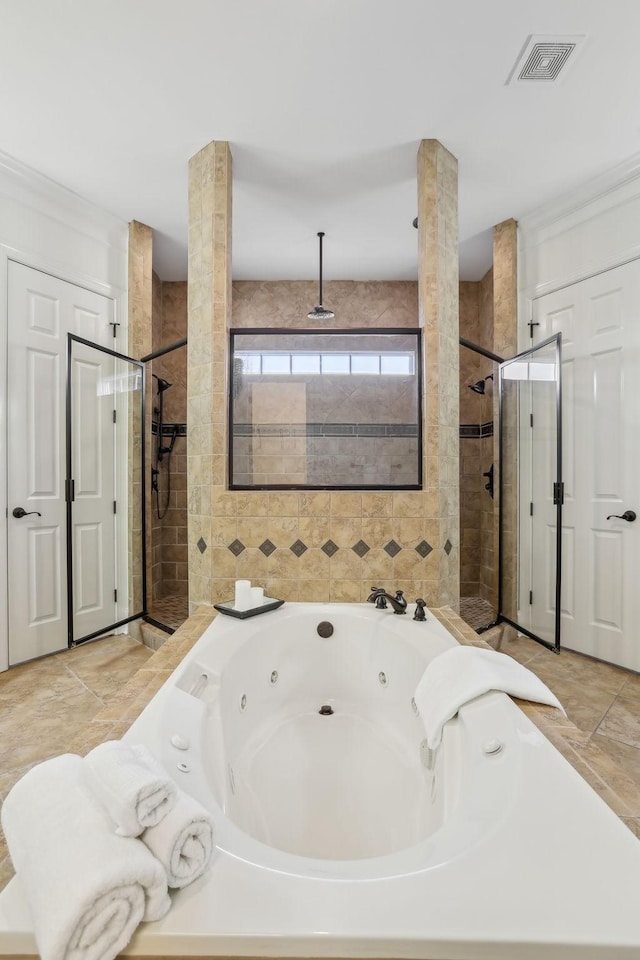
[135,601,518,880]
[2,601,640,959]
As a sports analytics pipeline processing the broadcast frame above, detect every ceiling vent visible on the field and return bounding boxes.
[506,35,586,84]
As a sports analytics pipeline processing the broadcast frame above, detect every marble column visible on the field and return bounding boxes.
[417,140,460,609]
[127,220,153,633]
[492,218,518,620]
[187,141,232,609]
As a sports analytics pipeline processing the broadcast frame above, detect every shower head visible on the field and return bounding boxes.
[468,374,494,395]
[153,374,172,393]
[307,231,335,321]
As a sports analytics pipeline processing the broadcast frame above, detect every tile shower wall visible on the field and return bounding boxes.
[151,277,188,600]
[229,282,436,603]
[188,140,459,610]
[127,221,153,635]
[459,271,494,602]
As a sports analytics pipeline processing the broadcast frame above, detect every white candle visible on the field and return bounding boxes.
[250,586,264,607]
[234,579,252,611]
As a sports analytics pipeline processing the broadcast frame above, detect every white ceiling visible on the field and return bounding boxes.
[1,0,639,281]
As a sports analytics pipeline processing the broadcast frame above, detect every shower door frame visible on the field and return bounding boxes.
[459,334,563,652]
[66,333,148,646]
[498,333,563,653]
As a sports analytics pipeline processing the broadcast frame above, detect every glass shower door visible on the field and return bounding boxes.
[66,334,147,645]
[499,334,563,651]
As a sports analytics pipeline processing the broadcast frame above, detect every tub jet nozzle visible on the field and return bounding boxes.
[319,704,334,716]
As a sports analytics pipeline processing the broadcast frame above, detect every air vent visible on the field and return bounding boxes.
[507,35,586,84]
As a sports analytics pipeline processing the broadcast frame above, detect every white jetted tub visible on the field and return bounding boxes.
[2,601,640,959]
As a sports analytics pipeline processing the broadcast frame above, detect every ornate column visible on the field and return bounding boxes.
[417,140,460,609]
[187,141,232,608]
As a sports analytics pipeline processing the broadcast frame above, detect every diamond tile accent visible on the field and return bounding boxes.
[197,537,207,554]
[383,539,401,558]
[352,539,370,558]
[415,539,433,558]
[444,539,453,556]
[259,539,276,557]
[289,539,308,557]
[321,539,339,558]
[228,538,246,556]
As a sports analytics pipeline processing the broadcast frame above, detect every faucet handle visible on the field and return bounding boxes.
[394,589,407,609]
[367,586,381,603]
[413,598,427,621]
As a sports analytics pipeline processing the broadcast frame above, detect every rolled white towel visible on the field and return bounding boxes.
[142,788,215,889]
[84,740,176,837]
[415,645,566,749]
[1,754,170,960]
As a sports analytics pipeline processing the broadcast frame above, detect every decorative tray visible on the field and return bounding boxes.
[213,597,284,619]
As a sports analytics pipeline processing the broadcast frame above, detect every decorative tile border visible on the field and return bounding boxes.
[459,421,494,439]
[233,422,418,439]
[151,420,188,437]
[226,535,444,558]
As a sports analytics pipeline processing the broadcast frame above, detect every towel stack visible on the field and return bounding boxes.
[1,741,215,960]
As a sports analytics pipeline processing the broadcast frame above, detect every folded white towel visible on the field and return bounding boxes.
[414,645,566,749]
[141,788,215,889]
[84,740,177,837]
[1,754,170,960]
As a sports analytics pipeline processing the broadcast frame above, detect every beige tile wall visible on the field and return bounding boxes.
[151,280,188,600]
[459,271,495,603]
[417,140,460,609]
[186,140,460,610]
[127,221,153,635]
[187,141,232,609]
[493,219,518,618]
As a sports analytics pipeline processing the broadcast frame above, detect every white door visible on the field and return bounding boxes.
[532,259,640,671]
[7,262,115,664]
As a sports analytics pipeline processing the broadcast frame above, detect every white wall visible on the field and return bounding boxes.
[0,151,128,671]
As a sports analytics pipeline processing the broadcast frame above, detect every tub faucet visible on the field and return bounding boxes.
[367,587,407,615]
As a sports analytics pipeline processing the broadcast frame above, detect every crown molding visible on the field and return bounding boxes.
[519,151,640,235]
[0,149,127,249]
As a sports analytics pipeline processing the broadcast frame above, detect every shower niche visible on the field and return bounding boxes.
[229,329,422,490]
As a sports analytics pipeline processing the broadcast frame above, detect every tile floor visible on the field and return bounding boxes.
[499,632,640,799]
[0,634,152,890]
[1,625,639,896]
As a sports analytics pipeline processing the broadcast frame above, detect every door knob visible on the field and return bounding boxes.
[12,507,42,519]
[606,510,636,522]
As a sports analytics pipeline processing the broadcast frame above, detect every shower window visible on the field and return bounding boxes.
[229,328,422,490]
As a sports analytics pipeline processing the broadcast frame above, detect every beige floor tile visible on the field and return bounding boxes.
[592,734,640,791]
[56,633,143,663]
[0,857,14,891]
[1,690,104,769]
[525,672,616,736]
[532,647,629,697]
[499,635,547,666]
[597,697,640,750]
[65,644,152,702]
[619,672,640,702]
[622,817,640,839]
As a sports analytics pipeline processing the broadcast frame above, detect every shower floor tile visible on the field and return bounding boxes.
[148,595,189,630]
[459,596,495,632]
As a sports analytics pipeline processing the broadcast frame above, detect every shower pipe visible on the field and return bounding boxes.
[140,336,187,363]
[459,337,504,364]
